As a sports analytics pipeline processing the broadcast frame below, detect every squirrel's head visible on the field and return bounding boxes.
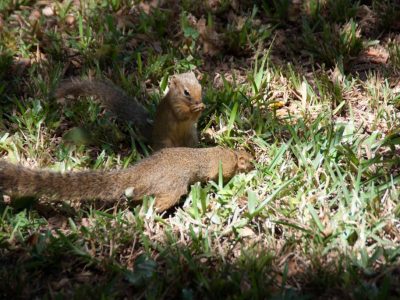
[169,72,202,105]
[235,150,254,172]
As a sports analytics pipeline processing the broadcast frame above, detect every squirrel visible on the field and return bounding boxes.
[0,147,253,211]
[55,72,205,151]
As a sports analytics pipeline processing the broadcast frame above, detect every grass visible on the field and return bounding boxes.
[0,0,400,298]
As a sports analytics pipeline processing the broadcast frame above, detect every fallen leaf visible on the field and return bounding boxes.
[3,195,11,204]
[26,232,39,246]
[48,215,68,229]
[42,6,54,17]
[196,17,223,56]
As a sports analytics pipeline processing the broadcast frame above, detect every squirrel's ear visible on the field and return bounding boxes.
[169,75,177,87]
[188,72,198,81]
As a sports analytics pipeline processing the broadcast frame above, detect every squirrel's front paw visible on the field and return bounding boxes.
[190,103,206,113]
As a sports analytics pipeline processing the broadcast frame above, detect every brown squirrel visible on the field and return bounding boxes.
[55,72,205,150]
[0,147,253,211]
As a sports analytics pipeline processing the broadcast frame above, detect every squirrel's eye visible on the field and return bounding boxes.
[184,89,190,97]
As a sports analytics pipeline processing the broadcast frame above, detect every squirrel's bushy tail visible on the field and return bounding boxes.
[0,161,128,202]
[55,78,153,139]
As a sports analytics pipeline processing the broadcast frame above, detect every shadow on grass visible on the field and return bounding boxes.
[0,189,399,299]
[0,230,399,299]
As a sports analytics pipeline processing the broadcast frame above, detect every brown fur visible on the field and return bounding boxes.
[55,72,205,150]
[0,147,253,211]
[54,78,153,140]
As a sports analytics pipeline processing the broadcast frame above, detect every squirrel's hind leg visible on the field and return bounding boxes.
[154,186,188,211]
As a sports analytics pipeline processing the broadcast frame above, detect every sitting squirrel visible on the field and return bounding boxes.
[0,147,253,211]
[55,72,205,150]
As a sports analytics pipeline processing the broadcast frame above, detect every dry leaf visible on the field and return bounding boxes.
[52,278,70,290]
[48,215,68,229]
[196,17,222,56]
[81,217,93,228]
[26,232,40,246]
[29,9,41,24]
[42,6,54,17]
[3,195,11,204]
[65,15,75,26]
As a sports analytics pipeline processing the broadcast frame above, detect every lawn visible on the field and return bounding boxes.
[0,0,399,298]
